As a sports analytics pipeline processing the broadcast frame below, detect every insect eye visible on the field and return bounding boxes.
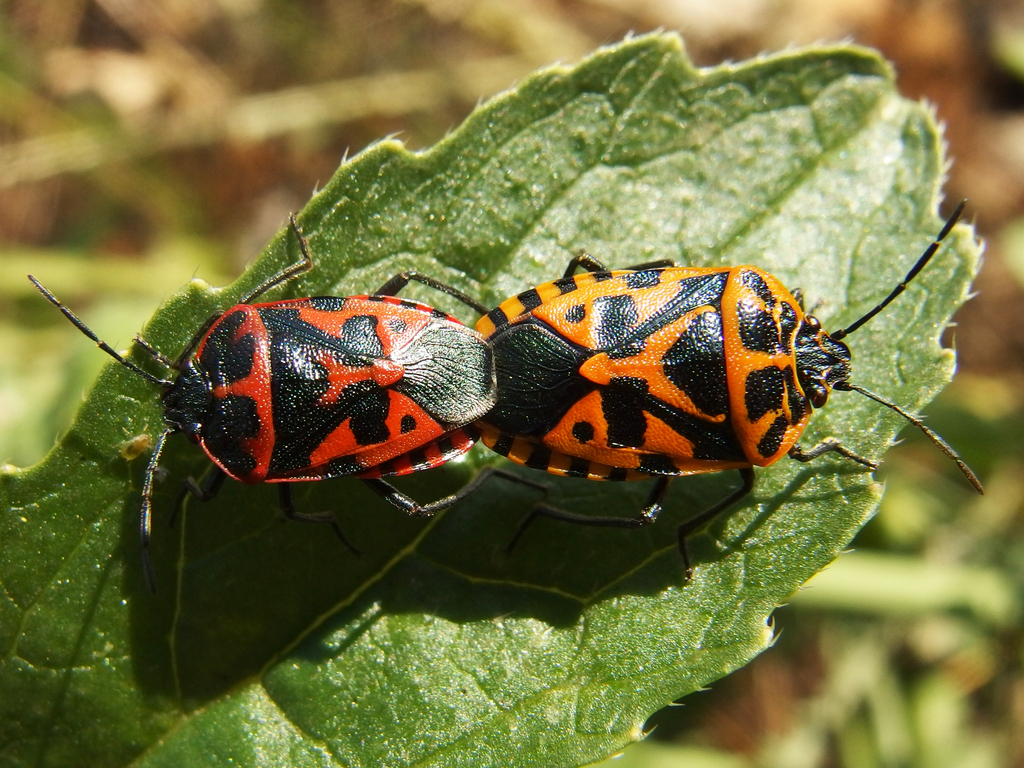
[809,382,829,408]
[804,315,821,331]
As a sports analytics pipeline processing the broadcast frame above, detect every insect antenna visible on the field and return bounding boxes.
[29,275,174,388]
[835,381,983,493]
[832,200,966,341]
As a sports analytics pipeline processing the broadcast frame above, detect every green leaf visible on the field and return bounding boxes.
[0,33,980,768]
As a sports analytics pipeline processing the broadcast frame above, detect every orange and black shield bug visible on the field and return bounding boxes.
[473,201,982,572]
[30,218,498,591]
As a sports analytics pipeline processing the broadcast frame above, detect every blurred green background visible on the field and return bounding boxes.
[0,1,1021,766]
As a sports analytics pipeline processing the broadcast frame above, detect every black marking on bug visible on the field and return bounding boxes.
[525,443,553,471]
[403,447,428,471]
[601,377,649,449]
[639,394,748,463]
[607,272,728,359]
[757,415,789,458]
[779,301,799,342]
[663,309,729,418]
[622,270,661,290]
[606,342,647,361]
[217,394,261,438]
[436,433,455,457]
[572,420,595,444]
[485,306,510,331]
[307,296,348,311]
[491,432,515,457]
[607,467,629,481]
[431,435,469,466]
[400,414,417,433]
[597,292,647,359]
[203,394,261,477]
[386,318,408,334]
[741,269,776,307]
[518,288,544,313]
[347,386,392,446]
[567,457,592,478]
[565,304,586,324]
[593,295,641,350]
[745,366,786,422]
[324,455,364,477]
[738,302,782,355]
[341,315,385,358]
[783,366,806,423]
[201,310,255,388]
[639,453,680,475]
[554,277,579,295]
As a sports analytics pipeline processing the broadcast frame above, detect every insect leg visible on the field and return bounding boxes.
[562,252,676,277]
[675,467,756,577]
[789,439,878,469]
[277,484,361,555]
[168,215,317,370]
[170,467,228,530]
[373,272,489,315]
[235,214,314,305]
[361,466,547,517]
[145,463,227,593]
[169,314,223,370]
[561,252,610,277]
[624,259,676,270]
[505,476,673,553]
[140,428,171,593]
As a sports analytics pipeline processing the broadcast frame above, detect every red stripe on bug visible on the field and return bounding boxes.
[204,305,276,482]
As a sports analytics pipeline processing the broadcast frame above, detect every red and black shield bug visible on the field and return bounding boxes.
[30,218,497,590]
[472,201,983,572]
